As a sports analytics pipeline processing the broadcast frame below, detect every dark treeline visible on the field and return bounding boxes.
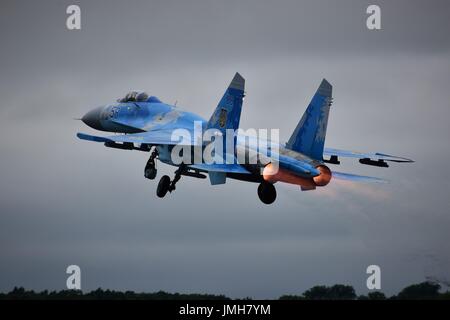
[280,282,450,300]
[0,288,230,300]
[1,281,449,300]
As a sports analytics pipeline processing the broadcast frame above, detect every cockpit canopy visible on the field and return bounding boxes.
[117,91,149,103]
[117,91,162,103]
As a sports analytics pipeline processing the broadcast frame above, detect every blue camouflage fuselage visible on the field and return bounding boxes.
[83,99,321,180]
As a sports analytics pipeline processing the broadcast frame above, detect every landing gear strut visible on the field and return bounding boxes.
[156,163,186,198]
[144,147,158,180]
[257,182,277,204]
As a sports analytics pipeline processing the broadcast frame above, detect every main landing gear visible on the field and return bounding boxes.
[257,182,277,204]
[157,163,186,198]
[144,147,158,180]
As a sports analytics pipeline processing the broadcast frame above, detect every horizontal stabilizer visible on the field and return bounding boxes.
[324,148,414,165]
[332,171,388,183]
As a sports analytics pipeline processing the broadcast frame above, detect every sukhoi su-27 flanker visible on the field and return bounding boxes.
[77,73,413,204]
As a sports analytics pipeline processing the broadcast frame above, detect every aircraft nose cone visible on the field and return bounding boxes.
[82,107,103,130]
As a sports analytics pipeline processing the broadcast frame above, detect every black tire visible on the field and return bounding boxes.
[145,166,157,180]
[257,182,277,204]
[157,175,171,198]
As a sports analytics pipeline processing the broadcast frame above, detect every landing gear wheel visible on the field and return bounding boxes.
[156,164,186,198]
[257,182,277,204]
[144,166,157,180]
[157,175,171,198]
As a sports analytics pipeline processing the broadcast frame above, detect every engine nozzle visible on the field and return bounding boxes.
[313,165,332,186]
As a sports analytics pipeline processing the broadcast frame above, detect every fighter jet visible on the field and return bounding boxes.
[77,73,413,204]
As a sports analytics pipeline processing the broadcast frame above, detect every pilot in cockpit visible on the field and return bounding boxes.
[118,91,149,103]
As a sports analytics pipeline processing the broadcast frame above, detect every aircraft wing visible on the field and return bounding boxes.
[323,147,414,166]
[77,129,196,146]
[78,132,250,173]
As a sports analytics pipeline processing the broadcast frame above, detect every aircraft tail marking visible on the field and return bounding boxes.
[206,72,245,133]
[286,79,333,160]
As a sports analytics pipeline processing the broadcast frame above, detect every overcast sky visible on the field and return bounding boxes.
[0,0,449,298]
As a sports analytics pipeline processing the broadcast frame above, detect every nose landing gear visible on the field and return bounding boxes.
[257,182,277,204]
[156,163,186,198]
[144,147,158,180]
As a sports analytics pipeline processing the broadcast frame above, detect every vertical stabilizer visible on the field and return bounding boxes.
[286,79,333,160]
[206,72,245,134]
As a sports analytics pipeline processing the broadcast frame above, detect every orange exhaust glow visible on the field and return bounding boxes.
[262,163,316,188]
[262,163,332,188]
[313,165,332,186]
